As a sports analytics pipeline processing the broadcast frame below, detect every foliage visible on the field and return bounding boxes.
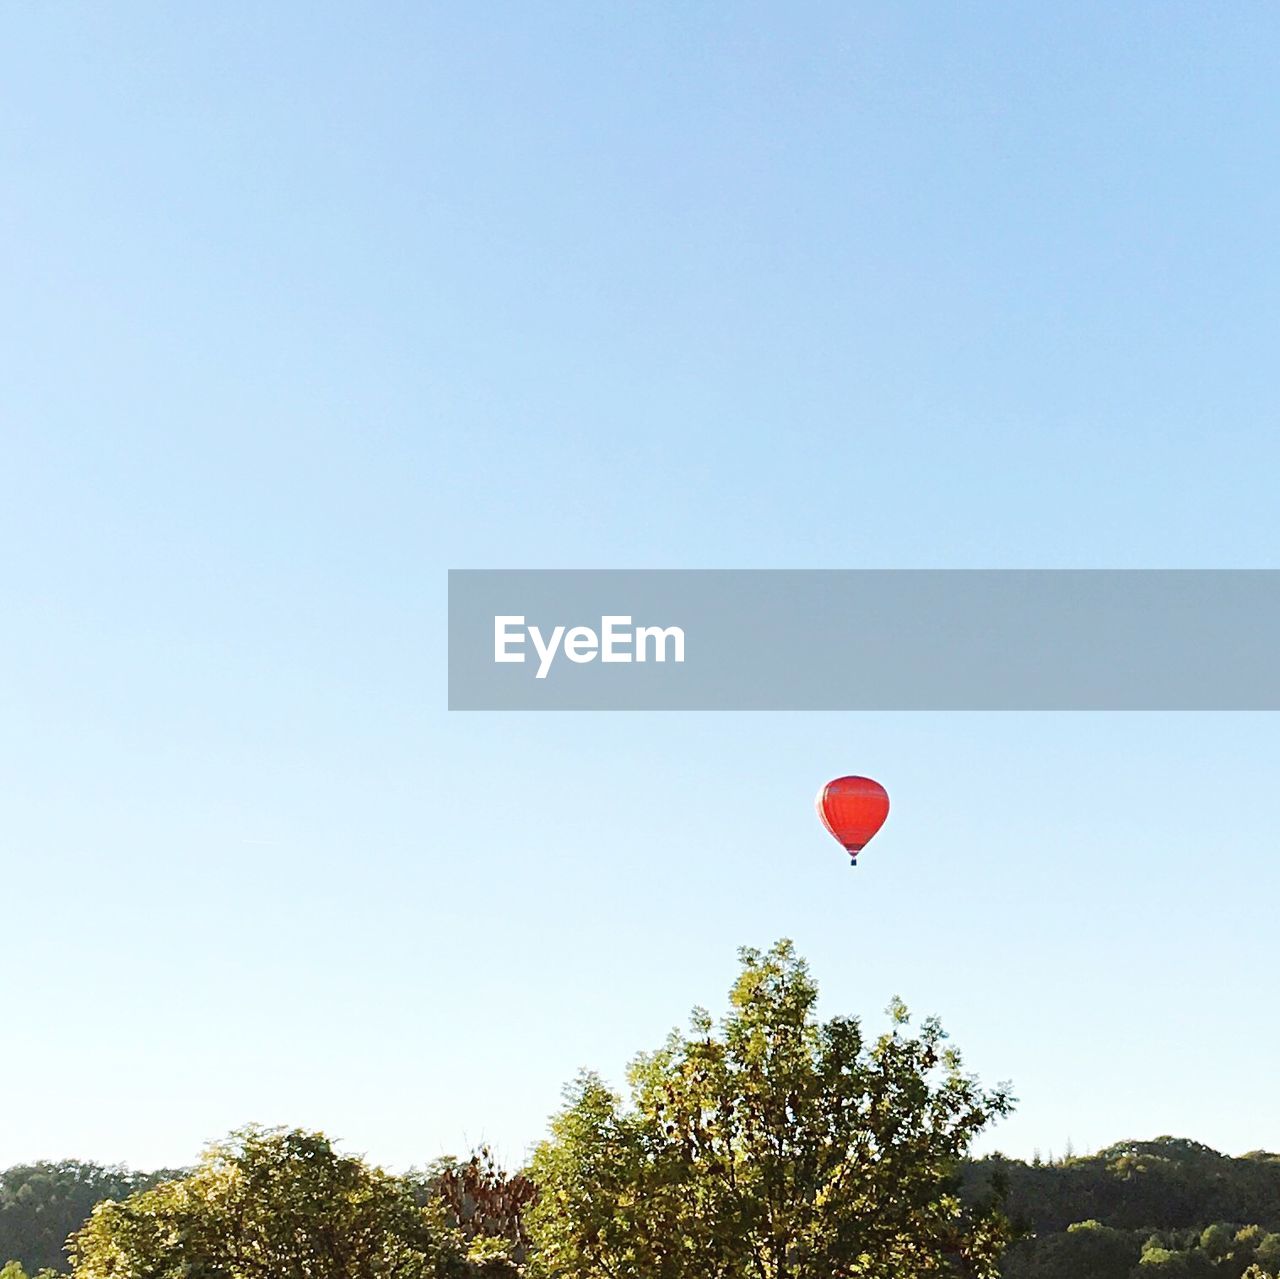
[67,1126,468,1279]
[3,1262,64,1279]
[527,938,1014,1279]
[973,1138,1280,1279]
[969,1140,1280,1238]
[5,945,1280,1279]
[999,1217,1280,1277]
[422,1148,538,1277]
[998,1218,1137,1279]
[0,1161,179,1275]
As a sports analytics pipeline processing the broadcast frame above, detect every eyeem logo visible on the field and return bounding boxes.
[494,615,686,679]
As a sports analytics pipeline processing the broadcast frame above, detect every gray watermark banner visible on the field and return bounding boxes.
[448,570,1280,710]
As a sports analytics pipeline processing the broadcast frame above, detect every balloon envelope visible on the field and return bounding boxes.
[817,776,890,857]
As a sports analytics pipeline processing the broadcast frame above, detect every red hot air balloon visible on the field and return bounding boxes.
[817,776,890,866]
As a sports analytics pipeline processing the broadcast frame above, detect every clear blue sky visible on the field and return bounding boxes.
[4,3,1280,1173]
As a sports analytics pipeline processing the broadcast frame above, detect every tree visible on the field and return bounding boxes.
[1200,1222,1234,1261]
[1135,1234,1216,1277]
[68,1127,468,1279]
[0,1262,61,1279]
[424,1147,538,1276]
[1011,1219,1138,1279]
[1258,1234,1280,1274]
[527,939,1014,1279]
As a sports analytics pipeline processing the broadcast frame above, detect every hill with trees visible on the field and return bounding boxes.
[968,1138,1280,1278]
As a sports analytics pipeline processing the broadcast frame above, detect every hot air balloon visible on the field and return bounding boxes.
[817,776,889,866]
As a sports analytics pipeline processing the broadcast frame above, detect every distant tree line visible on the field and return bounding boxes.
[1,942,1276,1278]
[967,1139,1280,1278]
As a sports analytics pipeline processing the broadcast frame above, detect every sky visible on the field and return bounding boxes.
[3,2,1280,1173]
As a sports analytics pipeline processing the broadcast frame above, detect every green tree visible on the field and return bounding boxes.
[1201,1222,1234,1262]
[1258,1235,1280,1274]
[68,1127,468,1279]
[0,1262,62,1279]
[1011,1219,1138,1279]
[1136,1235,1215,1277]
[527,939,1014,1279]
[1236,1226,1266,1257]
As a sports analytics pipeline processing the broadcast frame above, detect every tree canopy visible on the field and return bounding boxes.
[970,1139,1280,1279]
[527,939,1014,1279]
[68,1127,468,1279]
